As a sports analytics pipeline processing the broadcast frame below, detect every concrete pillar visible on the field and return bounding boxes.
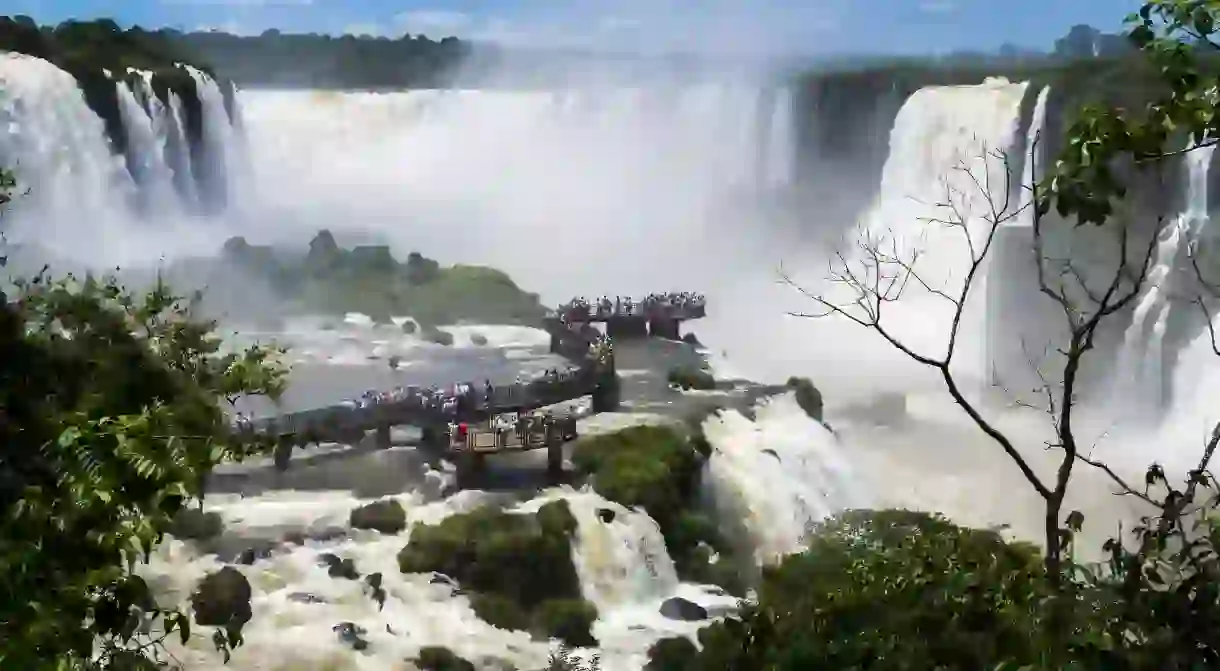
[375,423,391,449]
[547,439,563,477]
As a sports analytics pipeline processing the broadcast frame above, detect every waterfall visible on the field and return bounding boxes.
[1113,143,1218,421]
[166,91,200,210]
[826,78,1029,376]
[701,393,865,564]
[0,55,243,265]
[985,86,1059,400]
[0,53,139,261]
[115,79,179,214]
[183,64,239,212]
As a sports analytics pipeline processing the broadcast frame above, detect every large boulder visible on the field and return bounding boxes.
[168,507,224,541]
[468,331,489,346]
[190,566,252,629]
[660,596,708,621]
[350,499,407,534]
[421,326,454,346]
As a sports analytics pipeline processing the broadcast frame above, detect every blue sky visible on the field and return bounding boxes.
[7,0,1143,55]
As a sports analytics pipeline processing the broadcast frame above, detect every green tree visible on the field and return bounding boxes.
[0,168,289,668]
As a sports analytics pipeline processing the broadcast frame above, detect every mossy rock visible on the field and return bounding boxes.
[167,506,224,540]
[414,646,476,671]
[349,499,407,534]
[668,367,716,391]
[645,636,698,670]
[401,320,418,334]
[785,376,824,422]
[398,500,587,629]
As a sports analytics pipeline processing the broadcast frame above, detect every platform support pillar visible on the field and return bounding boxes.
[648,318,681,340]
[455,451,486,488]
[273,436,294,472]
[546,433,563,476]
[375,423,391,449]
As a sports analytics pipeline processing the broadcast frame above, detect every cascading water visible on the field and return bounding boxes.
[820,79,1030,382]
[701,393,865,564]
[115,79,180,213]
[1112,143,1217,422]
[0,53,139,259]
[0,54,242,265]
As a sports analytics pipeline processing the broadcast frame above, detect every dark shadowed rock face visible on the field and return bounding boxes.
[191,566,252,628]
[659,596,707,621]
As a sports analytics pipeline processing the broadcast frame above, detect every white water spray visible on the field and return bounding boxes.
[1113,143,1217,421]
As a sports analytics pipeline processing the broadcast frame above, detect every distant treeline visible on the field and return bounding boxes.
[169,30,471,89]
[0,16,1151,91]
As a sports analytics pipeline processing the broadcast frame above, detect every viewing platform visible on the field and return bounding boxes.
[552,292,706,340]
[230,314,620,474]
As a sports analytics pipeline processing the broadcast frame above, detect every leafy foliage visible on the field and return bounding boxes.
[0,167,287,670]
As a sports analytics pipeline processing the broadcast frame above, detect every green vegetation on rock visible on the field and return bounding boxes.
[222,230,547,327]
[414,646,477,671]
[396,499,598,647]
[571,425,745,594]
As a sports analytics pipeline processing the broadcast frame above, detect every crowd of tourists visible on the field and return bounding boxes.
[557,292,706,321]
[231,364,589,433]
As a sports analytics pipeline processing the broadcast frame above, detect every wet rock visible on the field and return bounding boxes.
[786,376,824,421]
[287,592,327,604]
[333,621,369,651]
[761,448,780,461]
[168,507,224,541]
[401,320,417,334]
[596,508,616,523]
[388,355,403,370]
[659,597,707,621]
[234,543,276,565]
[469,331,488,346]
[365,572,386,610]
[350,498,407,534]
[428,572,457,587]
[681,332,702,347]
[414,646,476,671]
[190,567,252,628]
[421,326,454,346]
[318,553,360,580]
[282,527,347,545]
